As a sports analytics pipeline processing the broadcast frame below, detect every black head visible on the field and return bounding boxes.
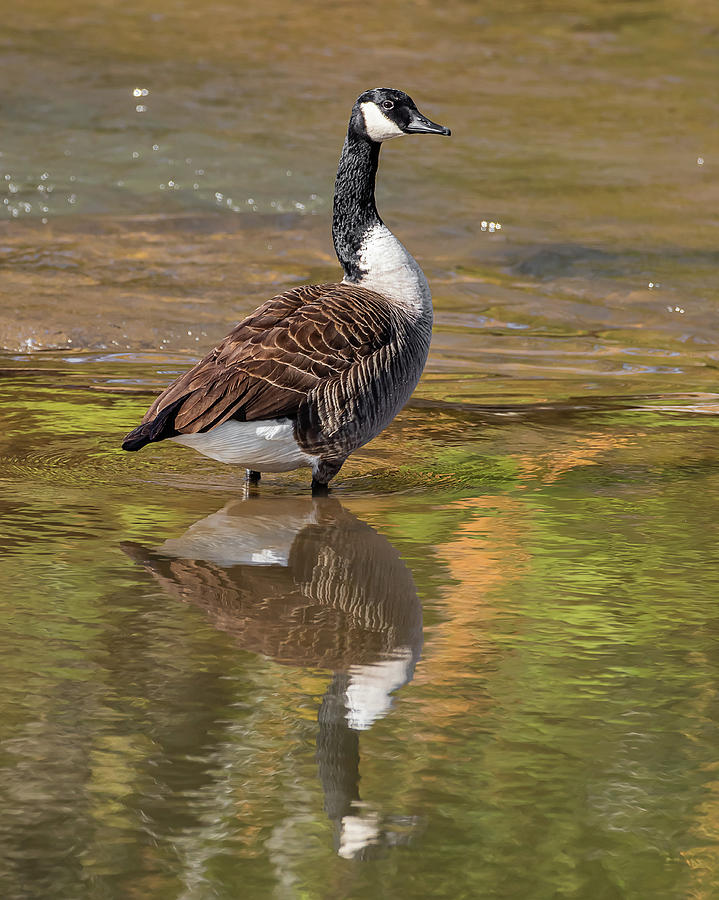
[350,88,451,143]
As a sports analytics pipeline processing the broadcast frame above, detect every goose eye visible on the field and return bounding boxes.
[381,100,394,110]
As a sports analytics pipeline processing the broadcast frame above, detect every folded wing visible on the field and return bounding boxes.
[122,283,394,450]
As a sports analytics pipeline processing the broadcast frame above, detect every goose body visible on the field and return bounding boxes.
[122,88,450,490]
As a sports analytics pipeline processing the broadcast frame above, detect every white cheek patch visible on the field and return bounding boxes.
[360,102,404,142]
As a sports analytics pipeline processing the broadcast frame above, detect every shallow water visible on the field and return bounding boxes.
[2,1,719,898]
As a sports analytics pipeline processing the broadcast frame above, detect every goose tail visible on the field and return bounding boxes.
[121,399,183,451]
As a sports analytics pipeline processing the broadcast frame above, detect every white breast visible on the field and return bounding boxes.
[171,418,317,472]
[351,223,432,314]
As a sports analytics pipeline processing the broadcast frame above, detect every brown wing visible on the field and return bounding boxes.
[122,282,394,449]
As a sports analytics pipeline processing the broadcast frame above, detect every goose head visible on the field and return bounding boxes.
[351,88,451,143]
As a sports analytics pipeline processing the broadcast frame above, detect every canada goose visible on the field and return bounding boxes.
[121,88,450,492]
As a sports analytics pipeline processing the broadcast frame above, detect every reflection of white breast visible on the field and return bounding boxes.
[155,504,319,567]
[344,646,416,731]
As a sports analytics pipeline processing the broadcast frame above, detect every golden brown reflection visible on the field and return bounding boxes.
[3,0,719,408]
[122,495,422,858]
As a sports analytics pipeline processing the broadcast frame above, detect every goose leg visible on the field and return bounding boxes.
[311,478,330,497]
[246,469,261,485]
[311,457,344,495]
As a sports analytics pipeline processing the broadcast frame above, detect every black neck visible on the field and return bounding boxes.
[332,131,382,282]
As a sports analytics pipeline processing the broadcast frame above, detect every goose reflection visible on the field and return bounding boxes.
[122,496,422,858]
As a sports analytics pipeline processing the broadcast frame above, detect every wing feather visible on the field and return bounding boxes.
[122,282,395,450]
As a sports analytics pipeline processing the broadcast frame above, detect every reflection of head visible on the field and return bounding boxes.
[317,672,419,860]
